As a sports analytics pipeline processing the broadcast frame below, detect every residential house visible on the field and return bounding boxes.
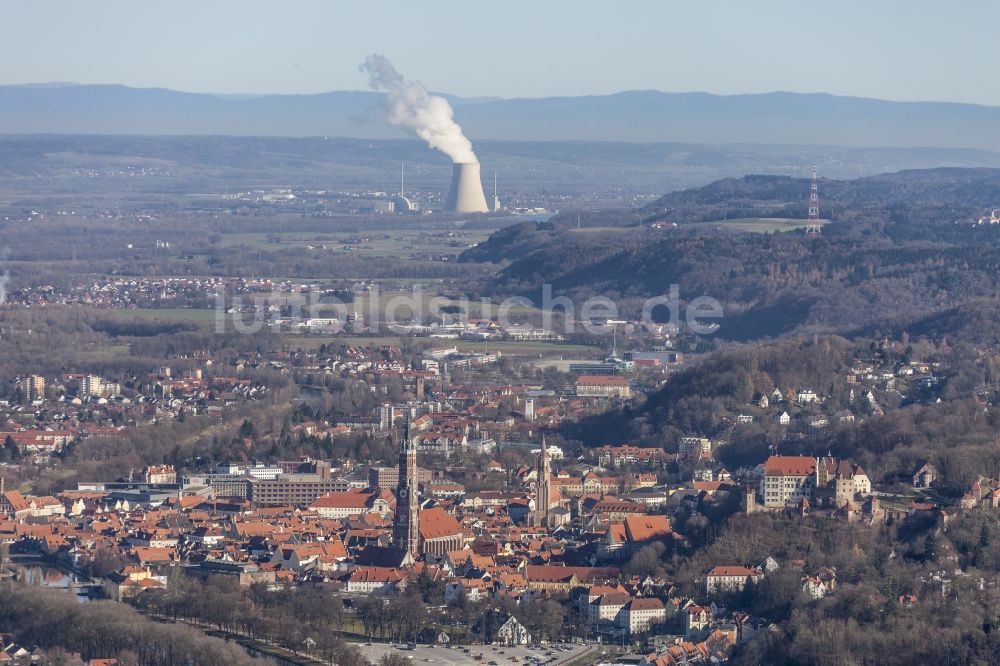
[684,605,712,637]
[912,462,939,488]
[144,465,177,484]
[801,568,837,599]
[796,388,819,405]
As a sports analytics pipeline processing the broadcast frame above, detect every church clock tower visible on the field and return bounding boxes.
[392,420,421,556]
[533,435,551,528]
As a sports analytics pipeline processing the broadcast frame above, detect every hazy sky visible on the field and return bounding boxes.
[5,0,999,105]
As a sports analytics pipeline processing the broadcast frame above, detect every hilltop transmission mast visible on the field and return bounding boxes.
[806,166,821,237]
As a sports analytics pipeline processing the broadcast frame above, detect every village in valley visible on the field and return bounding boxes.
[0,290,996,666]
[4,38,1000,662]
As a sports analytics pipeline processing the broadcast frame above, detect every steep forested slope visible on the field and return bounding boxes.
[462,169,1000,341]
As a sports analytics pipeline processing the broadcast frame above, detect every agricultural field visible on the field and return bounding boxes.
[217,228,490,260]
[685,217,829,233]
[82,342,133,356]
[98,308,220,323]
[299,336,405,349]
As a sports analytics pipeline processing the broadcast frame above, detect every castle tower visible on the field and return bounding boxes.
[392,420,421,556]
[533,435,551,527]
[743,485,757,515]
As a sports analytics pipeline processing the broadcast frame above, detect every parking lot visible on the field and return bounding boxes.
[355,641,592,665]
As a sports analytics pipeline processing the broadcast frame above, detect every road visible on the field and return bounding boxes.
[355,642,592,666]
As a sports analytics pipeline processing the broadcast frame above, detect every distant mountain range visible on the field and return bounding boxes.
[2,84,1000,150]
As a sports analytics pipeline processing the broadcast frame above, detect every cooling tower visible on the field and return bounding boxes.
[444,162,490,213]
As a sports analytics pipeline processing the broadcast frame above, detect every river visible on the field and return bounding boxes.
[10,561,94,603]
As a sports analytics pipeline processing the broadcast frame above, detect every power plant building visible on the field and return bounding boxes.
[445,162,490,213]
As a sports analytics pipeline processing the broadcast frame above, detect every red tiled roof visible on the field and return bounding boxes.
[628,597,664,611]
[310,492,375,510]
[764,455,816,476]
[525,564,619,583]
[3,491,29,512]
[707,566,760,577]
[349,566,402,583]
[624,515,671,542]
[419,506,462,540]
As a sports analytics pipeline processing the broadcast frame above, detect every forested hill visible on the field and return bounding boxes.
[568,336,859,445]
[641,167,1000,225]
[569,335,1000,497]
[461,168,1000,341]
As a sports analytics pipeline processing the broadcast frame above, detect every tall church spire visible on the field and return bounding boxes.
[534,435,551,528]
[392,419,420,556]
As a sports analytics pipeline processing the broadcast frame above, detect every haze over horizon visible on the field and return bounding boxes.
[8,81,1000,110]
[6,0,1000,105]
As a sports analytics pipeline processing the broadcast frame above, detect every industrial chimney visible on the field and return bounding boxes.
[445,162,490,213]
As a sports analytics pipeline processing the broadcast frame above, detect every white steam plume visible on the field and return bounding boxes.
[360,54,477,164]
